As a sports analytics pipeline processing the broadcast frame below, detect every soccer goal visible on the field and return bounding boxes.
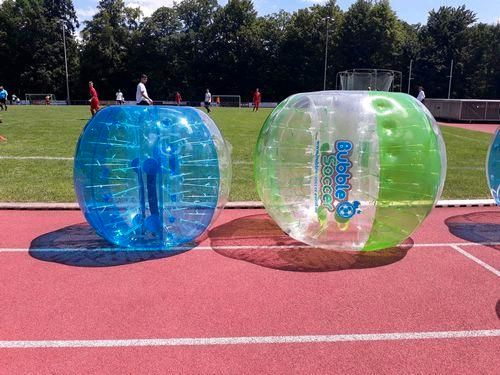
[25,93,56,105]
[336,69,402,92]
[212,95,241,108]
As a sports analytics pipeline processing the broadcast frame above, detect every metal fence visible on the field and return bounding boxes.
[425,99,500,122]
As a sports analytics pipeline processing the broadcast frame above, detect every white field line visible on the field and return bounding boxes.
[0,156,252,165]
[450,244,500,277]
[0,329,498,349]
[1,242,500,253]
[0,156,492,170]
[0,156,73,161]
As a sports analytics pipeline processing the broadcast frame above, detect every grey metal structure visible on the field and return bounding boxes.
[336,69,402,92]
[425,99,500,122]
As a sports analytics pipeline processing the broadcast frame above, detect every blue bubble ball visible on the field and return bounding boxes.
[74,106,232,249]
[487,127,499,204]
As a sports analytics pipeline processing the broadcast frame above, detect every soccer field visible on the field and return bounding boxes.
[0,105,493,202]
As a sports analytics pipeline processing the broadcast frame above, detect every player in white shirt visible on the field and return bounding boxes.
[416,86,425,103]
[136,74,153,105]
[204,89,212,113]
[115,89,124,105]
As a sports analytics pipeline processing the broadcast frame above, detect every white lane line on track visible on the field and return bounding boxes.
[0,156,252,165]
[450,244,500,277]
[1,242,499,253]
[0,329,498,349]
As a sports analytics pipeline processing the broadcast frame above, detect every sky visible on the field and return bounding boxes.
[73,0,499,26]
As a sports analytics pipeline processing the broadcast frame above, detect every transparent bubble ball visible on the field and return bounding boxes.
[254,91,446,251]
[74,106,231,249]
[487,127,499,204]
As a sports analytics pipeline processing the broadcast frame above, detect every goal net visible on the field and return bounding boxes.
[212,95,241,108]
[25,93,56,105]
[336,69,402,92]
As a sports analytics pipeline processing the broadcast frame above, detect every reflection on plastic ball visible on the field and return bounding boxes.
[254,91,446,251]
[74,106,231,249]
[487,128,499,204]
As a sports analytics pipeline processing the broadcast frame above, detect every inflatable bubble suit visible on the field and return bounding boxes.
[486,127,499,204]
[74,106,231,249]
[255,91,446,251]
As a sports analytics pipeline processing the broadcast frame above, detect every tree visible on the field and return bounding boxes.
[131,6,183,98]
[338,0,403,70]
[415,5,477,98]
[278,0,342,95]
[462,23,500,99]
[80,0,142,99]
[0,0,79,99]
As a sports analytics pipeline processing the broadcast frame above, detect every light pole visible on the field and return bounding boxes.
[323,16,332,91]
[447,59,454,99]
[61,20,70,105]
[407,59,413,94]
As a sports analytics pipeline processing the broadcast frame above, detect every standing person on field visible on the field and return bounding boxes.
[115,89,124,105]
[417,86,426,104]
[204,89,212,113]
[175,91,182,106]
[0,86,8,111]
[0,117,5,141]
[136,74,153,105]
[253,88,261,112]
[88,81,100,116]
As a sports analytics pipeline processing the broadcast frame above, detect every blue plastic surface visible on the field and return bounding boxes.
[74,106,231,249]
[487,127,499,205]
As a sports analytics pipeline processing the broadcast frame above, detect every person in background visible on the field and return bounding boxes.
[88,81,100,116]
[136,74,153,105]
[45,95,51,105]
[0,117,6,141]
[204,89,212,113]
[0,86,8,111]
[215,96,220,107]
[115,89,124,105]
[175,91,182,106]
[11,94,17,105]
[253,88,261,112]
[417,86,426,104]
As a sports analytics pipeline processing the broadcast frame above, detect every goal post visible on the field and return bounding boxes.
[212,95,241,108]
[25,93,56,105]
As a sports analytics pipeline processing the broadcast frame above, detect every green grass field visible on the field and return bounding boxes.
[0,105,494,202]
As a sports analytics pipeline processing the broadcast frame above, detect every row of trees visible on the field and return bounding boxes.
[0,0,498,101]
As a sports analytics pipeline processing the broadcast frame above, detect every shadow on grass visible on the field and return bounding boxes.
[445,211,500,250]
[208,214,413,272]
[29,223,193,267]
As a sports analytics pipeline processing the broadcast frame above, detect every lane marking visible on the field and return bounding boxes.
[450,244,500,277]
[0,329,498,349]
[1,242,499,253]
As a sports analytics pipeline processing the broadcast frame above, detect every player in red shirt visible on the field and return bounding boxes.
[88,81,100,116]
[253,88,261,112]
[175,91,182,106]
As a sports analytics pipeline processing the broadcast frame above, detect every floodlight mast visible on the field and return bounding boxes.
[323,16,332,91]
[61,20,70,105]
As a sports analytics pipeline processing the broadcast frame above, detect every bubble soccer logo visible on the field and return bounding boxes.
[319,140,361,221]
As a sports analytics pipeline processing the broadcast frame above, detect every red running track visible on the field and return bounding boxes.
[439,122,499,134]
[0,207,499,374]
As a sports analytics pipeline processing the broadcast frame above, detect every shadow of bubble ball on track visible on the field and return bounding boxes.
[29,223,194,267]
[445,211,500,250]
[208,214,413,272]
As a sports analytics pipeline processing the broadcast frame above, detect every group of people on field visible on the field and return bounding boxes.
[87,74,263,117]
